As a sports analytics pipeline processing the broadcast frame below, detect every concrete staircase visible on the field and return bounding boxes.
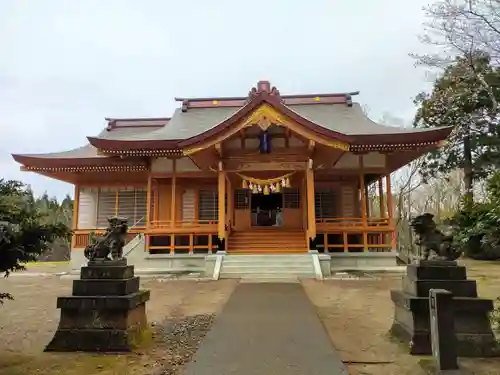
[228,228,307,254]
[219,254,315,281]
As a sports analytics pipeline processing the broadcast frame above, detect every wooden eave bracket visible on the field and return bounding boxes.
[215,143,222,156]
[308,140,316,156]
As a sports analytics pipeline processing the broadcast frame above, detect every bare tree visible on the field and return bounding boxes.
[392,158,425,255]
[415,0,500,110]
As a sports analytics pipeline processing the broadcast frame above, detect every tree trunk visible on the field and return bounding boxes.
[463,132,474,207]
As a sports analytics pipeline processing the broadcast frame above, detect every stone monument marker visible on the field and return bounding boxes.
[429,289,458,370]
[45,216,151,352]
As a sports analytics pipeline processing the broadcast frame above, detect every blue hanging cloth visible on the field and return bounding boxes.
[259,131,271,153]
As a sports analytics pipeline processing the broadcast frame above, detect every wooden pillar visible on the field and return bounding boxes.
[154,183,159,222]
[386,173,396,249]
[170,158,177,228]
[194,188,199,221]
[115,189,119,216]
[146,173,152,229]
[226,175,233,231]
[359,155,368,251]
[364,184,370,217]
[218,162,226,244]
[378,178,385,218]
[73,184,80,230]
[71,184,80,250]
[306,159,316,243]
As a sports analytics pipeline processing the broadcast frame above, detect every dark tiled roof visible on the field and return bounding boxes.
[94,102,426,143]
[12,127,152,160]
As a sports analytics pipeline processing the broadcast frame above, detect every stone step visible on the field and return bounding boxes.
[228,250,307,254]
[230,272,303,279]
[219,253,316,279]
[222,260,312,267]
[228,247,307,252]
[223,256,311,262]
[239,275,300,283]
[224,259,312,267]
[223,257,312,261]
[221,267,313,274]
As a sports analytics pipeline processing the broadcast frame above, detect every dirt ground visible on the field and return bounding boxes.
[1,260,500,375]
[0,276,237,375]
[303,258,500,375]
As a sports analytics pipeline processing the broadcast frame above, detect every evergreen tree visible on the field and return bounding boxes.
[0,179,71,302]
[413,52,500,202]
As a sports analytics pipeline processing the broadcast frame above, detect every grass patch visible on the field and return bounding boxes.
[0,352,138,375]
[22,261,69,267]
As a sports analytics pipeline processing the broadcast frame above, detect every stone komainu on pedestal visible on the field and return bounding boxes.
[390,261,497,356]
[45,216,150,352]
[390,212,498,357]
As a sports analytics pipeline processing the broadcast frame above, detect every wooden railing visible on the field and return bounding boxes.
[147,232,218,255]
[316,217,390,228]
[147,220,218,231]
[146,220,219,254]
[315,216,394,252]
[73,230,139,249]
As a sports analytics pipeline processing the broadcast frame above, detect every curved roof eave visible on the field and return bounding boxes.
[87,136,181,151]
[11,152,145,168]
[178,92,353,148]
[350,126,453,145]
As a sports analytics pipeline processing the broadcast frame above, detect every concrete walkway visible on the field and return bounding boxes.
[181,283,348,375]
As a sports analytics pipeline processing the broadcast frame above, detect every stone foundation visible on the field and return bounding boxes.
[390,261,498,357]
[45,259,150,352]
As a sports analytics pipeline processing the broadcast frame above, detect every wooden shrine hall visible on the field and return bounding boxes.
[12,80,452,259]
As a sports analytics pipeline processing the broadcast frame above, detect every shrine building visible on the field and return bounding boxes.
[12,80,452,277]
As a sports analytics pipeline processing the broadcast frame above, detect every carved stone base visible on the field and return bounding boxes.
[389,263,499,357]
[45,259,151,352]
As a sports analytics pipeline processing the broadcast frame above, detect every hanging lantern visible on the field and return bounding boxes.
[263,185,269,195]
[275,183,281,193]
[285,177,290,188]
[257,185,263,193]
[242,179,248,189]
[270,183,276,193]
[252,185,258,194]
[281,179,286,187]
[248,182,253,190]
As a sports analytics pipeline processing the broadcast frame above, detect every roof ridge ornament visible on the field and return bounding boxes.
[181,100,189,112]
[345,94,353,107]
[247,80,283,102]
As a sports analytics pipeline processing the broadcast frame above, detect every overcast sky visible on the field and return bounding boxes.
[0,0,434,199]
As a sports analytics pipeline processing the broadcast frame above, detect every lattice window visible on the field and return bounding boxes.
[133,188,148,226]
[96,188,117,228]
[116,187,147,227]
[235,189,250,209]
[198,189,218,221]
[77,188,98,229]
[315,189,337,219]
[182,189,196,222]
[283,187,300,209]
[94,187,148,228]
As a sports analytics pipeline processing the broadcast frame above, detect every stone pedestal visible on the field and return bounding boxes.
[390,261,498,357]
[45,259,150,352]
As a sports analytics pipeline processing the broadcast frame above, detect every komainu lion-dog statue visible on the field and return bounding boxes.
[84,216,128,261]
[410,213,462,261]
